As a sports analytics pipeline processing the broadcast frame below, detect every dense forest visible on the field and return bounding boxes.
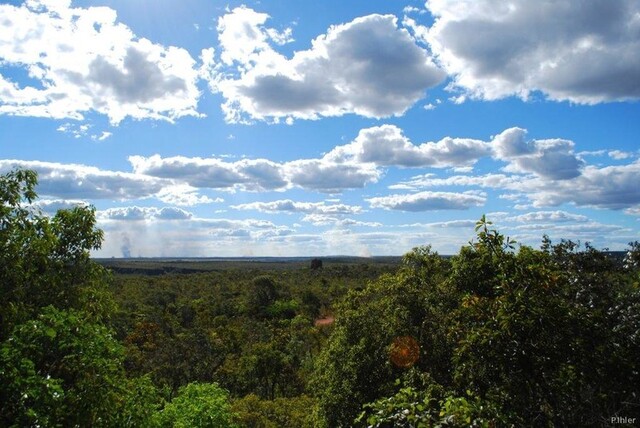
[1,169,639,427]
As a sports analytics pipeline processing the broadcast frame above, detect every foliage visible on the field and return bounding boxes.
[356,383,500,428]
[0,169,112,340]
[0,306,160,427]
[310,247,453,426]
[312,216,640,427]
[231,394,315,427]
[6,168,636,427]
[0,169,160,427]
[153,382,237,428]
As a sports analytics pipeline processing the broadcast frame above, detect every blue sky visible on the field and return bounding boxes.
[1,0,639,257]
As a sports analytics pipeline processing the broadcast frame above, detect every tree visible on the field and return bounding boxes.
[310,247,453,427]
[245,275,279,318]
[154,382,237,428]
[312,217,640,426]
[0,306,160,427]
[0,169,161,426]
[0,169,112,339]
[231,394,315,428]
[310,258,323,270]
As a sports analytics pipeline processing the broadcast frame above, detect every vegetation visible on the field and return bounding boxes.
[1,169,638,426]
[314,216,640,426]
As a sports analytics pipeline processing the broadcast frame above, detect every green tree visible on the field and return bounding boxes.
[154,382,237,428]
[0,169,112,339]
[0,169,161,426]
[245,275,279,318]
[231,394,315,428]
[312,217,640,427]
[310,247,453,427]
[0,306,160,427]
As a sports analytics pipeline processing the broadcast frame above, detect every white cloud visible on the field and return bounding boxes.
[491,127,583,180]
[128,150,381,194]
[128,155,288,192]
[509,210,589,223]
[206,9,445,122]
[527,161,640,209]
[232,199,375,228]
[609,150,633,160]
[392,160,640,210]
[92,131,112,141]
[156,184,222,206]
[403,6,424,15]
[425,220,477,230]
[324,126,581,180]
[216,6,292,67]
[56,123,92,139]
[327,125,491,168]
[301,214,381,228]
[231,199,362,215]
[390,172,523,191]
[284,158,380,193]
[0,159,166,200]
[368,190,485,211]
[98,206,193,221]
[0,0,202,124]
[625,207,640,216]
[425,0,640,103]
[514,221,627,236]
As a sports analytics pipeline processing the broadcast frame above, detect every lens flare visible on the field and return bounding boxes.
[389,335,420,368]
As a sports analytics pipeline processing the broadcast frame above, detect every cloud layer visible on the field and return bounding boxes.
[206,8,445,123]
[3,1,639,128]
[424,0,640,103]
[0,0,201,123]
[4,124,637,213]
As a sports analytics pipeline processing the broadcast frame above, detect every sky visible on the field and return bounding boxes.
[1,0,639,257]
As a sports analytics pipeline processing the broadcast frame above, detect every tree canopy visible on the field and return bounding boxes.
[313,216,640,426]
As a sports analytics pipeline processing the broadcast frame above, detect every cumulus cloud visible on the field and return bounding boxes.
[0,0,201,124]
[206,8,445,122]
[301,214,381,228]
[231,199,362,215]
[424,0,640,103]
[609,150,633,160]
[491,128,583,180]
[510,210,589,223]
[391,160,640,210]
[216,6,293,67]
[129,152,381,194]
[368,190,485,211]
[284,159,380,193]
[527,161,640,209]
[0,159,166,200]
[326,125,491,168]
[99,206,193,221]
[155,184,221,207]
[128,155,288,192]
[324,126,582,180]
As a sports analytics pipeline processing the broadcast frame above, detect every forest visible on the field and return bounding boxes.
[1,168,639,427]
